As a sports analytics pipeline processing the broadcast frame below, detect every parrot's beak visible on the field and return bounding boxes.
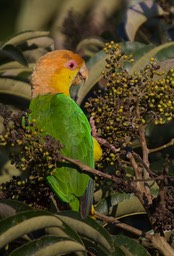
[73,63,88,85]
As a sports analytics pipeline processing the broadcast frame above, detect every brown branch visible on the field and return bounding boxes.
[63,155,174,255]
[95,211,152,239]
[135,103,149,178]
[151,235,174,256]
[95,211,174,256]
[138,124,150,168]
[126,152,152,205]
[63,155,172,184]
[127,152,142,180]
[62,154,155,208]
[132,152,157,177]
[62,156,121,183]
[90,116,120,153]
[149,138,174,154]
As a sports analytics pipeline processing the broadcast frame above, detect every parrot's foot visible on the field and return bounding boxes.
[90,205,96,219]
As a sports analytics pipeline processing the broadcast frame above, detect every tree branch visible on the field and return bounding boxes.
[126,152,152,205]
[95,211,174,256]
[62,155,172,183]
[95,211,152,239]
[138,124,150,170]
[63,154,174,255]
[90,116,120,153]
[149,138,174,154]
[62,156,121,182]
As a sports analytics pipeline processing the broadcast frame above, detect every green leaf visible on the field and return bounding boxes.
[155,45,174,62]
[124,0,167,41]
[1,31,50,48]
[0,50,23,67]
[22,48,50,63]
[58,210,115,254]
[9,235,86,256]
[46,220,85,246]
[129,42,174,75]
[0,77,31,100]
[120,42,154,58]
[82,237,119,256]
[2,45,28,66]
[23,36,53,49]
[77,49,106,105]
[128,0,145,7]
[95,193,145,218]
[0,199,32,213]
[113,235,151,256]
[0,209,64,249]
[0,61,33,78]
[0,68,32,77]
[0,61,28,70]
[76,38,104,56]
[121,43,154,70]
[158,58,174,73]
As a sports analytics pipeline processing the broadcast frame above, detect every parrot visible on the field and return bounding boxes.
[29,50,95,218]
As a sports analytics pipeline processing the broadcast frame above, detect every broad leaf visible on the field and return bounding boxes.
[58,210,115,254]
[77,49,106,105]
[2,45,28,66]
[0,77,31,100]
[0,200,31,219]
[95,193,145,217]
[113,235,151,256]
[129,42,174,75]
[123,0,167,41]
[9,235,86,256]
[1,31,50,48]
[0,210,63,249]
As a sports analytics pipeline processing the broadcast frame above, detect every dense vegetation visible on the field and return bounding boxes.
[0,0,174,255]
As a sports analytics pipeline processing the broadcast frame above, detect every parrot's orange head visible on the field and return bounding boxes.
[31,50,88,98]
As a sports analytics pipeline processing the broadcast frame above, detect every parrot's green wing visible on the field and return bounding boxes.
[29,94,94,217]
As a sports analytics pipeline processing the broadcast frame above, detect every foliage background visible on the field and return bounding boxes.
[0,0,174,255]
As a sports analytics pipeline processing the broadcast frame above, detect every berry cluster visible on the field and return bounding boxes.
[0,105,63,208]
[1,176,52,209]
[85,41,174,169]
[149,186,174,232]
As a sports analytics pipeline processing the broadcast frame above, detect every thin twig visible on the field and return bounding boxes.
[62,156,121,182]
[132,152,157,177]
[126,152,142,180]
[126,152,152,205]
[95,211,152,240]
[138,124,150,168]
[135,103,150,178]
[90,116,120,153]
[62,155,173,183]
[149,138,174,154]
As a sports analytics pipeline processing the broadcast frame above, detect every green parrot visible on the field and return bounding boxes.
[29,50,94,218]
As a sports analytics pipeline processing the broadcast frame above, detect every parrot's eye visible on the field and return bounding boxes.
[65,60,78,70]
